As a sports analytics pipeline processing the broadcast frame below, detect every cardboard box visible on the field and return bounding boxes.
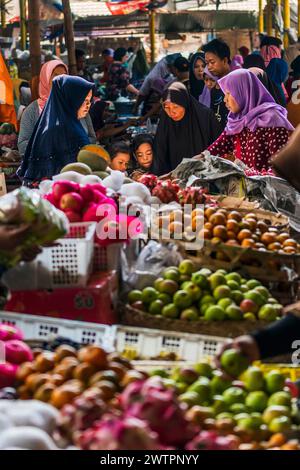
[4,271,118,325]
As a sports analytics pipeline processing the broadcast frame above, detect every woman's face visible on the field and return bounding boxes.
[77,90,92,119]
[163,101,186,121]
[224,91,241,113]
[136,142,153,169]
[50,65,67,87]
[204,76,216,90]
[194,59,205,80]
[111,152,130,172]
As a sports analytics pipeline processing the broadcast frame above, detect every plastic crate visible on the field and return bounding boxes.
[0,311,114,350]
[3,222,96,290]
[114,325,227,361]
[93,243,122,272]
[255,361,300,382]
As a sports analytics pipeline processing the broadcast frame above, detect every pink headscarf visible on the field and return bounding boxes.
[231,55,244,71]
[38,59,68,112]
[260,45,281,67]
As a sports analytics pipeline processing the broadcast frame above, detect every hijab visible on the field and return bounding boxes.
[218,69,294,136]
[248,67,286,106]
[152,82,221,175]
[199,67,218,108]
[139,55,180,97]
[37,59,68,112]
[19,75,94,182]
[243,54,266,71]
[231,55,244,70]
[189,52,205,100]
[266,58,289,104]
[261,45,281,67]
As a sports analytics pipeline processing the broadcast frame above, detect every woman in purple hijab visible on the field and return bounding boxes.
[208,69,294,171]
[199,67,218,108]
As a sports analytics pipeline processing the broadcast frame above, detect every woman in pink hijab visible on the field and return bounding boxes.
[18,59,96,158]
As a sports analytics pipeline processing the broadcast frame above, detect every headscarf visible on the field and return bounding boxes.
[37,59,68,112]
[243,54,266,71]
[248,67,286,106]
[189,52,205,100]
[261,45,281,67]
[139,57,170,96]
[218,69,294,136]
[198,66,218,108]
[231,55,244,70]
[152,82,221,175]
[266,58,289,104]
[19,76,94,182]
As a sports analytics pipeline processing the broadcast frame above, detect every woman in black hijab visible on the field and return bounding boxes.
[152,82,221,176]
[189,52,206,100]
[243,54,266,71]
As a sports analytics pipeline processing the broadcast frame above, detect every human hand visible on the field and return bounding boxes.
[215,335,261,371]
[0,224,31,251]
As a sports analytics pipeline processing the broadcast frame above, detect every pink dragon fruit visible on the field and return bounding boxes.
[152,180,180,204]
[138,174,158,191]
[178,187,208,206]
[0,324,23,342]
[186,431,240,450]
[120,377,198,447]
[75,414,163,450]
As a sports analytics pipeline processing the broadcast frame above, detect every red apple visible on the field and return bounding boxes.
[60,192,84,212]
[79,185,95,204]
[240,299,259,314]
[52,181,80,202]
[64,210,82,223]
[0,324,23,342]
[0,363,18,388]
[5,340,33,365]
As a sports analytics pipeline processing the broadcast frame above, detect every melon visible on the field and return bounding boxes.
[82,144,111,163]
[60,162,92,175]
[92,171,110,179]
[78,150,108,172]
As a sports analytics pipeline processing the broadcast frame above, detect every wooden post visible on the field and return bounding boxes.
[19,0,27,50]
[258,0,264,33]
[276,0,281,37]
[0,0,6,31]
[267,0,273,35]
[62,0,77,75]
[149,10,156,66]
[298,0,300,37]
[28,0,41,100]
[284,0,290,49]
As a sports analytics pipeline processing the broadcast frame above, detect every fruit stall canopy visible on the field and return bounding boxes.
[73,10,257,36]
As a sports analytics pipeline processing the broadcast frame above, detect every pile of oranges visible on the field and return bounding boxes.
[200,207,300,255]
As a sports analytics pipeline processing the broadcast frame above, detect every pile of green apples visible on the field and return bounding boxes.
[150,349,299,438]
[127,260,282,322]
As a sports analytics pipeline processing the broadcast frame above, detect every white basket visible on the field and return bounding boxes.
[114,325,227,362]
[3,222,96,290]
[0,311,114,350]
[93,243,122,272]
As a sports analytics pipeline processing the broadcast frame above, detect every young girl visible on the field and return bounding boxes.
[109,142,131,172]
[208,69,294,171]
[199,67,218,108]
[130,133,154,179]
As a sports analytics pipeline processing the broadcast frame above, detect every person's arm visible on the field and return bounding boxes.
[139,102,161,123]
[96,120,134,141]
[206,131,234,158]
[126,83,139,96]
[17,102,38,158]
[82,113,97,144]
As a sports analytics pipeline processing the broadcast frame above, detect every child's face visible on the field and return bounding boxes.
[111,152,130,172]
[136,142,153,169]
[204,76,217,90]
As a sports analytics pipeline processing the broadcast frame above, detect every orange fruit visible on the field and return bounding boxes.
[237,229,252,242]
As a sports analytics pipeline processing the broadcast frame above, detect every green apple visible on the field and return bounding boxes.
[225,305,243,320]
[150,368,169,378]
[163,268,180,283]
[225,272,242,284]
[162,303,179,319]
[179,391,201,407]
[209,273,227,290]
[258,304,278,322]
[194,361,213,378]
[157,293,172,305]
[128,290,142,304]
[220,348,249,377]
[262,405,290,424]
[149,299,164,315]
[235,412,251,423]
[199,268,212,277]
[158,279,179,295]
[191,271,209,289]
[141,287,158,304]
[173,290,193,309]
[216,412,235,421]
[218,298,232,310]
[175,382,188,394]
[178,259,196,275]
[223,387,246,406]
[188,377,211,404]
[213,285,232,300]
[179,274,190,284]
[229,403,249,415]
[265,370,285,394]
[204,305,226,321]
[200,303,214,316]
[268,391,291,407]
[210,370,232,394]
[231,290,244,304]
[173,367,199,384]
[254,285,270,301]
[213,395,228,414]
[240,284,249,293]
[245,391,268,412]
[154,277,164,291]
[269,415,291,433]
[244,290,265,307]
[227,280,240,291]
[200,295,215,305]
[180,307,199,321]
[243,312,257,321]
[181,282,202,301]
[162,378,177,389]
[243,366,265,391]
[216,269,227,275]
[238,415,263,431]
[246,279,261,290]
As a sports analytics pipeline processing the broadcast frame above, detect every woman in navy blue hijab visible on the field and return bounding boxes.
[19,75,94,184]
